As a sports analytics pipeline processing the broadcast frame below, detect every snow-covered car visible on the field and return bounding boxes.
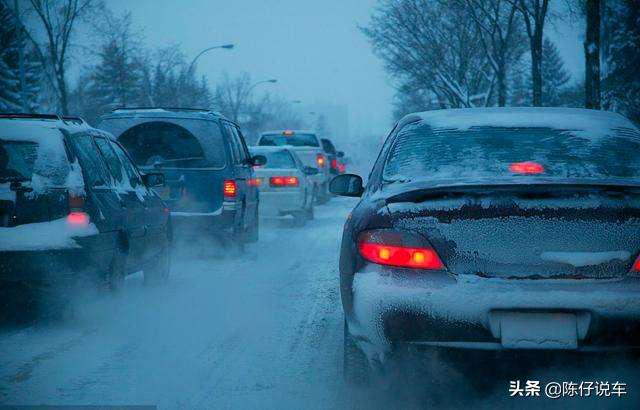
[330,107,640,384]
[98,108,266,249]
[0,114,172,309]
[257,130,331,204]
[249,146,318,226]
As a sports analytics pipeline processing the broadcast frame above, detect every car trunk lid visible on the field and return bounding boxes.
[386,184,640,279]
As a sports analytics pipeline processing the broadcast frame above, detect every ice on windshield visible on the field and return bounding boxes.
[259,133,320,147]
[383,121,640,184]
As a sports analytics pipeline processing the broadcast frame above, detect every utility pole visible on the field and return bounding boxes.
[14,0,28,112]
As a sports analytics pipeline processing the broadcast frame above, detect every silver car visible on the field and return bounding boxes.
[249,146,318,226]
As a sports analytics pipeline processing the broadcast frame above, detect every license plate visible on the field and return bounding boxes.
[499,312,577,350]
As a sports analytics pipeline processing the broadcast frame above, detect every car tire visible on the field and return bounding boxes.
[246,208,259,243]
[293,211,306,227]
[344,319,371,385]
[105,248,126,292]
[144,234,171,285]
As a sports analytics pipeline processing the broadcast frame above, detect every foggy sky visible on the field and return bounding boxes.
[107,0,584,138]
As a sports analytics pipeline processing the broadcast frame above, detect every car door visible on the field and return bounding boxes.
[99,138,149,271]
[112,139,168,261]
[66,132,125,259]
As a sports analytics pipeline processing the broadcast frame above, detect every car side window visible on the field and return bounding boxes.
[110,141,144,189]
[94,137,124,185]
[234,126,251,162]
[223,123,244,165]
[69,134,111,188]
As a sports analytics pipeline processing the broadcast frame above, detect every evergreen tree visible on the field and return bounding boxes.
[602,0,640,124]
[540,39,571,106]
[0,1,41,113]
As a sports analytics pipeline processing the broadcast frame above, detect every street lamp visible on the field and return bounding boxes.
[187,43,235,75]
[247,78,278,93]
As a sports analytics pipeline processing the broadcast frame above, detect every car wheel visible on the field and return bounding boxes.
[344,319,371,385]
[105,249,126,292]
[317,182,330,205]
[144,234,171,285]
[293,211,306,227]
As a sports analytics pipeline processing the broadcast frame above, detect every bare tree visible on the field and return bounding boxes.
[510,0,550,106]
[362,0,492,109]
[213,72,253,123]
[464,0,524,106]
[20,0,99,114]
[584,0,601,109]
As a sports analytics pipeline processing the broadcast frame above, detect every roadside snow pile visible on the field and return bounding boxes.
[0,217,98,251]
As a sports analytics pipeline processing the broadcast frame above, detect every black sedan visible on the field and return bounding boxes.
[330,107,640,383]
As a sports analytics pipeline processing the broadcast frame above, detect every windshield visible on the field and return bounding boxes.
[383,122,640,184]
[251,150,296,169]
[259,133,319,147]
[0,141,38,181]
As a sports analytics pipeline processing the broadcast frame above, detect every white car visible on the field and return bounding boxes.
[249,146,318,226]
[257,130,331,204]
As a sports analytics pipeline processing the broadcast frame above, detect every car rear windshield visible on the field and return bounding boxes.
[259,133,319,147]
[0,141,38,181]
[383,121,640,184]
[255,150,296,169]
[101,118,227,168]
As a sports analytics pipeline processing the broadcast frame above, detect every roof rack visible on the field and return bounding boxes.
[112,107,214,113]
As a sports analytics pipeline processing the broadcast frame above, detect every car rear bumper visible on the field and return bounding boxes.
[170,207,235,237]
[346,269,640,360]
[0,247,111,287]
[259,190,304,215]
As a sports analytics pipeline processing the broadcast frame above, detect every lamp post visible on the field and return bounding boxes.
[247,78,278,94]
[187,43,234,75]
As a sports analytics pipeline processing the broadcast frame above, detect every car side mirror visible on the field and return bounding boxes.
[142,172,165,188]
[329,174,363,197]
[336,151,345,158]
[249,155,267,166]
[303,166,319,175]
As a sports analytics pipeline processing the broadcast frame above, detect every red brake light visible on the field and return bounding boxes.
[337,163,346,173]
[67,211,89,226]
[223,179,237,198]
[509,161,544,175]
[331,158,338,169]
[632,255,640,272]
[269,176,299,187]
[358,242,444,270]
[283,130,295,136]
[316,154,326,167]
[248,178,261,187]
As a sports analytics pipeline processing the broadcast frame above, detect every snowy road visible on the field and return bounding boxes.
[1,197,639,409]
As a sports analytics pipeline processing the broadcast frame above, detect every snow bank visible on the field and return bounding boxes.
[541,251,631,267]
[0,217,98,251]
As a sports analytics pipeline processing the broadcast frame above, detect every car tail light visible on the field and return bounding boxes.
[248,178,261,187]
[509,161,544,175]
[337,162,346,173]
[331,158,338,170]
[631,255,640,272]
[223,179,237,198]
[67,193,89,226]
[316,154,326,167]
[270,176,299,187]
[357,230,444,270]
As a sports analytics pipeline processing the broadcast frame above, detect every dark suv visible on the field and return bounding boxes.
[0,114,171,310]
[98,108,264,247]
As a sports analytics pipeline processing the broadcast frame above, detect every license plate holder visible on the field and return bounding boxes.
[499,312,577,350]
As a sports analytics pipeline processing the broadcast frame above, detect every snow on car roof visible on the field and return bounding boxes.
[404,108,638,138]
